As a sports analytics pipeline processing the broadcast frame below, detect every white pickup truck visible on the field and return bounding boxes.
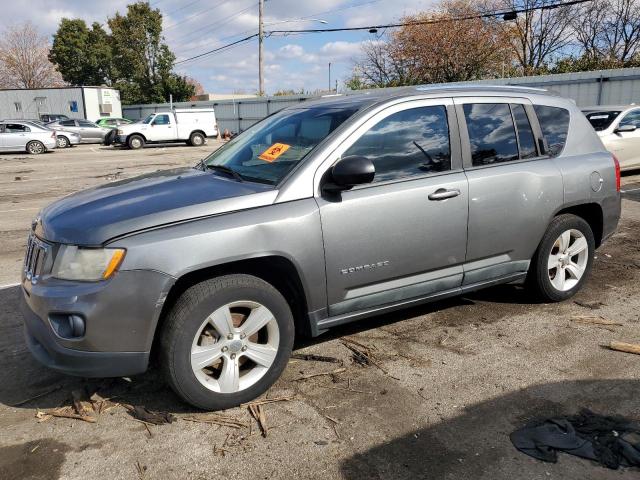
[113,108,218,149]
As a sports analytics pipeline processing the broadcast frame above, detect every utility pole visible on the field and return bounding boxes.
[328,62,331,92]
[258,0,264,96]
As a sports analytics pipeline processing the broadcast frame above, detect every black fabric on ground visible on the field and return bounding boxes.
[510,409,640,469]
[130,406,176,425]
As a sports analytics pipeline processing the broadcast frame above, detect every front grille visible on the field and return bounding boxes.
[24,234,51,283]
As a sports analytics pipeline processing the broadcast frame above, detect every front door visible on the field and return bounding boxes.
[607,108,640,169]
[146,114,174,141]
[317,99,469,316]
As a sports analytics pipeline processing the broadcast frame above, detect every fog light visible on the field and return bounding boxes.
[49,314,85,339]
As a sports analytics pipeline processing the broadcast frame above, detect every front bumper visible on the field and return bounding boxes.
[20,269,175,377]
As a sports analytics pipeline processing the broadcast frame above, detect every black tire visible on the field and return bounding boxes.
[160,274,295,410]
[189,132,205,147]
[527,214,595,302]
[56,135,70,148]
[26,141,45,155]
[127,134,144,150]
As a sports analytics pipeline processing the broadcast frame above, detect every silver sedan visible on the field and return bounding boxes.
[0,121,57,154]
[47,119,109,144]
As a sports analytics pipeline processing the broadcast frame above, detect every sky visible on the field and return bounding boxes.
[0,0,432,95]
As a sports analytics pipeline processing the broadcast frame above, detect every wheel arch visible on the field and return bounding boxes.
[150,255,311,361]
[190,129,206,137]
[554,203,604,248]
[127,132,147,142]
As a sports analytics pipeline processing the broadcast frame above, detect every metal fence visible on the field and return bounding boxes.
[122,67,640,133]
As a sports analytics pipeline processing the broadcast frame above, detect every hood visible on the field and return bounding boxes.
[38,167,276,245]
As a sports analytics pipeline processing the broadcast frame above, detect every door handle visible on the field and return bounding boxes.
[428,188,461,201]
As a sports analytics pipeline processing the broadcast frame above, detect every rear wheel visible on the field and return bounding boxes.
[56,136,70,148]
[527,214,595,302]
[26,141,45,155]
[161,274,294,410]
[127,134,144,149]
[189,132,205,147]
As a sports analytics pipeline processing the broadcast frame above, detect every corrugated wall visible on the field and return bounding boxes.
[122,67,640,132]
[0,88,85,120]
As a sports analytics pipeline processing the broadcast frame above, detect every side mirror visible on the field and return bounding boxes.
[324,155,375,193]
[615,124,636,133]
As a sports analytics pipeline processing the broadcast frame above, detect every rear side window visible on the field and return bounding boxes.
[60,119,76,127]
[344,105,451,182]
[584,110,621,131]
[5,123,30,133]
[512,104,537,159]
[533,105,570,157]
[464,103,518,166]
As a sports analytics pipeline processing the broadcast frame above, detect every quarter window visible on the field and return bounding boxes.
[343,106,451,183]
[464,103,518,166]
[512,104,537,159]
[533,105,570,157]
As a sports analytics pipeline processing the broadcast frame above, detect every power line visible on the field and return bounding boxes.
[170,2,256,44]
[267,0,594,34]
[164,0,233,31]
[174,0,592,65]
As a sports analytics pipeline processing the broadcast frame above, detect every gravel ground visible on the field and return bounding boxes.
[1,144,639,480]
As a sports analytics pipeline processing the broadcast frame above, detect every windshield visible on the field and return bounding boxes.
[202,105,358,185]
[584,110,621,131]
[142,114,155,124]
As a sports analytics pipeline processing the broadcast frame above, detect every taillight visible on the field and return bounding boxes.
[612,153,621,192]
[51,132,56,139]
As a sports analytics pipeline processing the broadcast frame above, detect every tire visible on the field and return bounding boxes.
[189,132,205,147]
[56,136,70,148]
[127,134,144,150]
[161,274,295,410]
[26,141,45,155]
[527,214,595,302]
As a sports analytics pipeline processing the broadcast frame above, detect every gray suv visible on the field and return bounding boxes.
[20,86,621,410]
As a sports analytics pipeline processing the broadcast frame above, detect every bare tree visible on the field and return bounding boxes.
[601,0,640,61]
[572,0,609,59]
[499,0,576,74]
[0,23,64,88]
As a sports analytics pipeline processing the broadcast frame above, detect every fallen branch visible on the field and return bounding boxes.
[241,395,295,408]
[36,408,97,423]
[181,414,248,429]
[291,353,341,363]
[607,341,640,356]
[571,316,623,327]
[295,367,346,381]
[248,404,268,437]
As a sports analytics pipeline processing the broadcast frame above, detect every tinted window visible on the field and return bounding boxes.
[619,109,640,128]
[344,106,450,182]
[512,104,537,159]
[153,114,170,125]
[203,106,358,185]
[533,105,570,157]
[464,103,518,166]
[4,123,29,133]
[105,119,117,125]
[584,110,621,131]
[78,120,96,127]
[60,119,76,127]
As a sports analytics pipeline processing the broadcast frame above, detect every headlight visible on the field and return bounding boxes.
[117,129,124,135]
[52,246,126,281]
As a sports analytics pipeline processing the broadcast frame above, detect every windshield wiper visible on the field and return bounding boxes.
[205,164,244,182]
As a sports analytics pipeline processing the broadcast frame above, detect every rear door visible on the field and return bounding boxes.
[317,99,469,317]
[77,120,103,142]
[58,119,80,137]
[456,98,564,284]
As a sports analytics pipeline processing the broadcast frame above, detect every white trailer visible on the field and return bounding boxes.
[113,108,218,149]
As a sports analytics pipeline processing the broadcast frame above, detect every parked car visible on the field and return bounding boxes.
[4,119,82,148]
[0,121,56,154]
[113,108,218,149]
[95,117,133,129]
[47,119,109,144]
[582,105,640,171]
[20,86,620,410]
[40,113,70,123]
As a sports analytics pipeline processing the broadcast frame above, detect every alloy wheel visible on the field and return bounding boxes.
[547,229,589,292]
[190,300,280,393]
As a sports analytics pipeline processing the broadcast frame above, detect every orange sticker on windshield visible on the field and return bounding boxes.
[259,143,290,162]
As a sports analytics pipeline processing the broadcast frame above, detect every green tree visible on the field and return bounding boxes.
[49,19,112,86]
[108,2,194,104]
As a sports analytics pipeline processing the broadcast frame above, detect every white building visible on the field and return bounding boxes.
[0,86,122,121]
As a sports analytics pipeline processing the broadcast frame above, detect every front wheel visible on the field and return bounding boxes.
[127,134,144,150]
[527,214,595,302]
[161,274,294,410]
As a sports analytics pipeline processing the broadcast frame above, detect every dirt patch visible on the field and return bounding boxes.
[0,439,71,480]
